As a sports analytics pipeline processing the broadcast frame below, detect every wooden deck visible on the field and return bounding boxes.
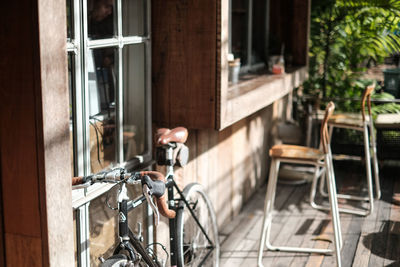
[219,161,400,267]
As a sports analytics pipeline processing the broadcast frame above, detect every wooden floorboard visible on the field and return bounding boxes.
[219,161,400,267]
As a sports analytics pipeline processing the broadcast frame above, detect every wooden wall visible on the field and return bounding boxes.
[0,0,74,266]
[152,0,217,129]
[156,95,289,229]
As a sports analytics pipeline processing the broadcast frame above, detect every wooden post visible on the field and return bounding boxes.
[0,0,74,266]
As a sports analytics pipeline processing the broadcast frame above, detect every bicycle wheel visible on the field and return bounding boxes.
[176,183,220,267]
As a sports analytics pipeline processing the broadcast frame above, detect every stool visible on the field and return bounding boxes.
[257,102,342,267]
[312,83,380,216]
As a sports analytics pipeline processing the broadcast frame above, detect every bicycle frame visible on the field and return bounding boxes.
[113,183,148,263]
[111,144,216,266]
[163,145,216,266]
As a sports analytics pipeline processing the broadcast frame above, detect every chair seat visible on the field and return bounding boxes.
[317,110,370,128]
[270,144,324,162]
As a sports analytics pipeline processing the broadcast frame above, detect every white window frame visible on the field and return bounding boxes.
[67,0,152,265]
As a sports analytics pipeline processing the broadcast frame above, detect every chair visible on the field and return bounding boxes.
[311,83,380,216]
[257,102,342,267]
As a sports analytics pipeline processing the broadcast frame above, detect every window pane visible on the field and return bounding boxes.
[231,0,249,65]
[122,0,146,37]
[123,43,146,160]
[67,0,73,39]
[87,0,116,40]
[89,186,146,264]
[68,53,76,176]
[252,0,267,66]
[88,48,118,173]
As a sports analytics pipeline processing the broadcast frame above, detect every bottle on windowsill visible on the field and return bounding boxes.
[272,55,285,74]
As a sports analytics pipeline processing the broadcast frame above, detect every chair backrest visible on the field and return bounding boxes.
[361,83,376,122]
[320,101,335,154]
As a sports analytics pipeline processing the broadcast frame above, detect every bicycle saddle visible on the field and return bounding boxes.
[155,127,188,146]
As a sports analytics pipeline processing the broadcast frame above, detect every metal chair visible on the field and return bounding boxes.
[311,83,380,216]
[257,102,342,267]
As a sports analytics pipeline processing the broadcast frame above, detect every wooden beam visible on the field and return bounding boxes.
[152,0,217,129]
[0,0,74,266]
[0,153,4,267]
[292,0,311,66]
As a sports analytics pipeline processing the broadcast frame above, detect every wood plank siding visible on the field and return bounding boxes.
[152,0,310,130]
[152,0,217,129]
[159,98,291,229]
[0,0,74,266]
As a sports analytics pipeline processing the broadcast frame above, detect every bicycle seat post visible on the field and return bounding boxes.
[165,144,175,178]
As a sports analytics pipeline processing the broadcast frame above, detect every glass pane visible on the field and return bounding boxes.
[67,0,73,39]
[88,48,118,173]
[68,53,76,176]
[122,44,146,161]
[122,0,146,37]
[89,186,146,265]
[87,0,116,40]
[89,190,118,265]
[252,0,267,65]
[231,0,249,65]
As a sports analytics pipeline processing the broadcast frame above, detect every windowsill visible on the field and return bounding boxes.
[218,66,308,129]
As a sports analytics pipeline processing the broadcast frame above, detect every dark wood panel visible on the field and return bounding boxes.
[5,233,42,267]
[152,0,217,129]
[0,151,4,267]
[1,0,73,265]
[292,0,311,66]
[0,0,42,238]
[269,0,310,66]
[0,1,44,265]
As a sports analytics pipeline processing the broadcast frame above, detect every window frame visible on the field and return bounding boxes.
[67,0,152,265]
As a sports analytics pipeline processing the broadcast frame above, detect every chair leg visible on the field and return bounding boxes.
[326,152,342,267]
[319,170,329,197]
[258,159,337,267]
[327,150,342,249]
[258,159,280,267]
[363,124,374,215]
[368,122,381,200]
[314,124,377,216]
[310,165,325,209]
[318,125,334,198]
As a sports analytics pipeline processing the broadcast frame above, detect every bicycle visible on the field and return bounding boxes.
[72,127,220,267]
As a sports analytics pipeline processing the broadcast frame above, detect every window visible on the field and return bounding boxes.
[67,0,151,265]
[229,0,270,73]
[67,0,151,178]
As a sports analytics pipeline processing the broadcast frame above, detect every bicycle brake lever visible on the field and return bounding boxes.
[143,184,160,226]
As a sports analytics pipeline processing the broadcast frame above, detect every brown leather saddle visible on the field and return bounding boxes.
[155,127,188,147]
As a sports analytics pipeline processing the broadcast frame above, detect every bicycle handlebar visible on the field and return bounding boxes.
[72,176,87,186]
[140,171,176,219]
[72,169,176,219]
